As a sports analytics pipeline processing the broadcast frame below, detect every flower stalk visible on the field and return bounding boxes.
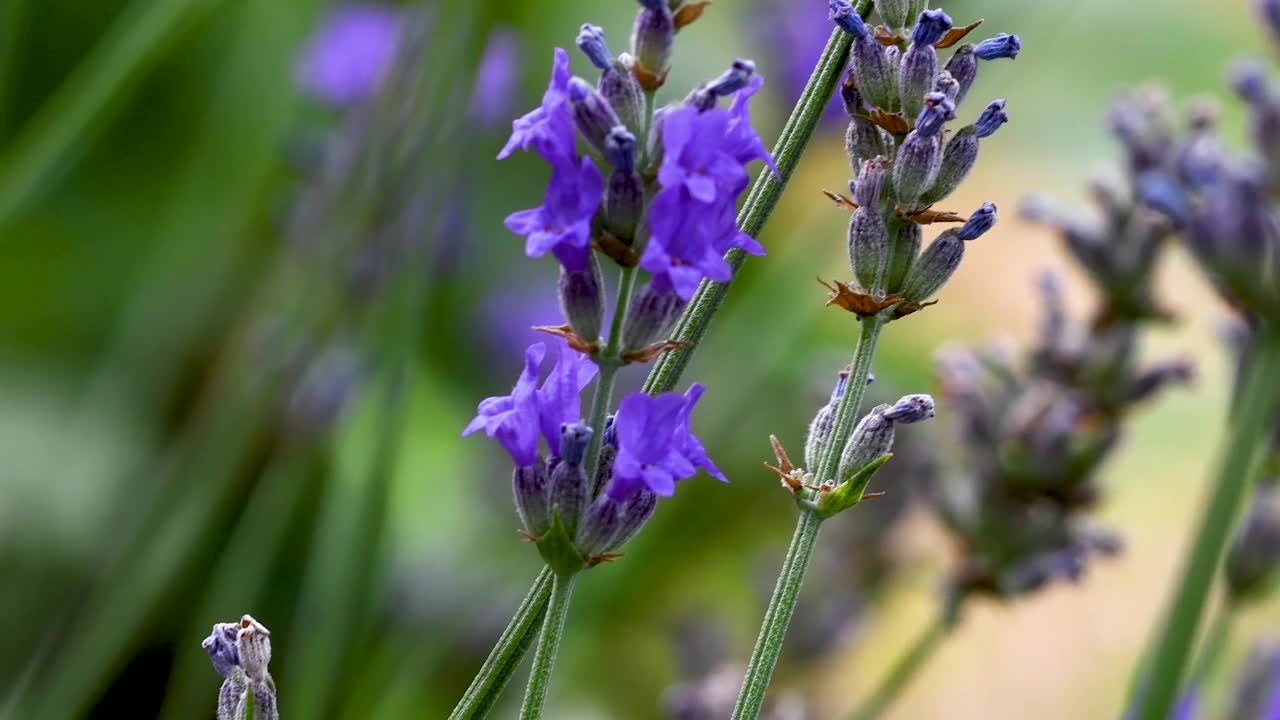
[518,574,578,720]
[846,610,954,720]
[1132,330,1280,720]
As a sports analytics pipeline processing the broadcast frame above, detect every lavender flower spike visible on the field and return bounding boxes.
[607,384,726,500]
[296,3,402,106]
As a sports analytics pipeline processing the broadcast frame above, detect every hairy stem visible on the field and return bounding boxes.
[518,574,577,720]
[581,266,637,479]
[447,568,553,720]
[730,509,824,720]
[817,313,888,482]
[1133,330,1280,720]
[847,611,953,720]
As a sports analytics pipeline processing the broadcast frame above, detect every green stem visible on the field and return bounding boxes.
[1188,601,1234,690]
[518,574,577,720]
[1132,331,1280,720]
[448,568,554,720]
[582,266,637,479]
[730,509,824,720]
[816,313,888,482]
[846,611,953,720]
[450,14,860,716]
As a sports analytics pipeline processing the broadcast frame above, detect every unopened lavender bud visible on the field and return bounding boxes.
[883,393,935,422]
[885,219,923,293]
[218,674,245,720]
[894,95,952,210]
[645,105,669,174]
[605,177,644,240]
[559,254,605,342]
[838,405,895,483]
[845,114,892,172]
[577,24,612,70]
[1121,358,1194,406]
[899,11,951,120]
[575,495,623,555]
[600,55,647,137]
[513,463,551,536]
[974,33,1021,60]
[707,59,756,96]
[682,85,716,112]
[604,126,636,171]
[934,71,959,102]
[957,202,997,240]
[829,0,867,36]
[945,45,978,104]
[568,77,622,155]
[848,17,896,110]
[591,443,616,496]
[920,129,977,206]
[848,158,891,290]
[804,370,851,469]
[550,424,592,533]
[873,0,911,30]
[203,623,241,678]
[631,0,675,77]
[248,680,279,720]
[236,615,271,684]
[1232,61,1269,104]
[622,281,686,351]
[974,98,1008,138]
[608,489,657,550]
[900,230,963,302]
[1138,171,1192,225]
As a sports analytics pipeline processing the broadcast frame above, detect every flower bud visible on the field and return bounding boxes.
[848,23,896,110]
[900,230,963,302]
[236,615,272,684]
[550,423,593,533]
[893,94,953,210]
[575,494,623,555]
[974,98,1009,138]
[882,393,935,423]
[944,45,978,104]
[644,105,670,174]
[622,281,687,352]
[845,113,893,173]
[203,623,241,678]
[707,59,756,97]
[848,158,891,290]
[838,405,895,483]
[934,71,959,102]
[591,443,616,496]
[873,0,911,30]
[974,33,1021,60]
[631,0,675,78]
[957,202,998,240]
[559,254,605,342]
[804,370,851,469]
[885,219,922,294]
[829,0,866,36]
[920,129,977,206]
[513,463,551,536]
[568,77,622,155]
[577,23,612,70]
[608,488,657,550]
[600,55,647,138]
[899,12,951,120]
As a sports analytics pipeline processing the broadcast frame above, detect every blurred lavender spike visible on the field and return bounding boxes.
[296,3,402,106]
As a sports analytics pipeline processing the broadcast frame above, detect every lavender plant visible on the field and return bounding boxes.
[203,616,278,720]
[728,2,1020,718]
[448,1,871,716]
[1113,1,1280,715]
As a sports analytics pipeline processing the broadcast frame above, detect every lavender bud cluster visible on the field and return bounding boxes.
[469,0,781,574]
[828,0,1016,309]
[202,615,278,720]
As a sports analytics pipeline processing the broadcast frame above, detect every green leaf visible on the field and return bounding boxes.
[817,453,893,518]
[535,511,586,578]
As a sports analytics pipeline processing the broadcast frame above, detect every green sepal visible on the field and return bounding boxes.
[816,453,893,518]
[535,510,586,577]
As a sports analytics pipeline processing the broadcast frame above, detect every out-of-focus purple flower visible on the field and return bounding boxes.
[755,1,844,123]
[504,155,603,269]
[607,384,726,500]
[482,288,562,362]
[469,28,522,128]
[641,79,774,299]
[498,48,576,163]
[535,339,598,451]
[296,3,402,106]
[463,343,545,466]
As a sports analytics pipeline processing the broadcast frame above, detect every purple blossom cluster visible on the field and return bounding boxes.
[466,0,775,566]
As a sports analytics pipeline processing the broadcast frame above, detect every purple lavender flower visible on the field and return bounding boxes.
[503,155,603,269]
[463,343,545,466]
[469,29,522,128]
[607,384,726,500]
[296,3,402,106]
[974,33,1022,61]
[498,48,576,163]
[535,340,598,451]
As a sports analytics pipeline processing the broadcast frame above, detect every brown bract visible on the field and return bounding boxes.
[764,435,806,493]
[595,229,639,267]
[622,339,689,364]
[673,1,711,31]
[856,107,913,136]
[533,324,598,354]
[818,277,937,320]
[935,19,984,49]
[821,189,966,225]
[631,59,669,92]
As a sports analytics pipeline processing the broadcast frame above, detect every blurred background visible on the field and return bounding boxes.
[1,0,1276,718]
